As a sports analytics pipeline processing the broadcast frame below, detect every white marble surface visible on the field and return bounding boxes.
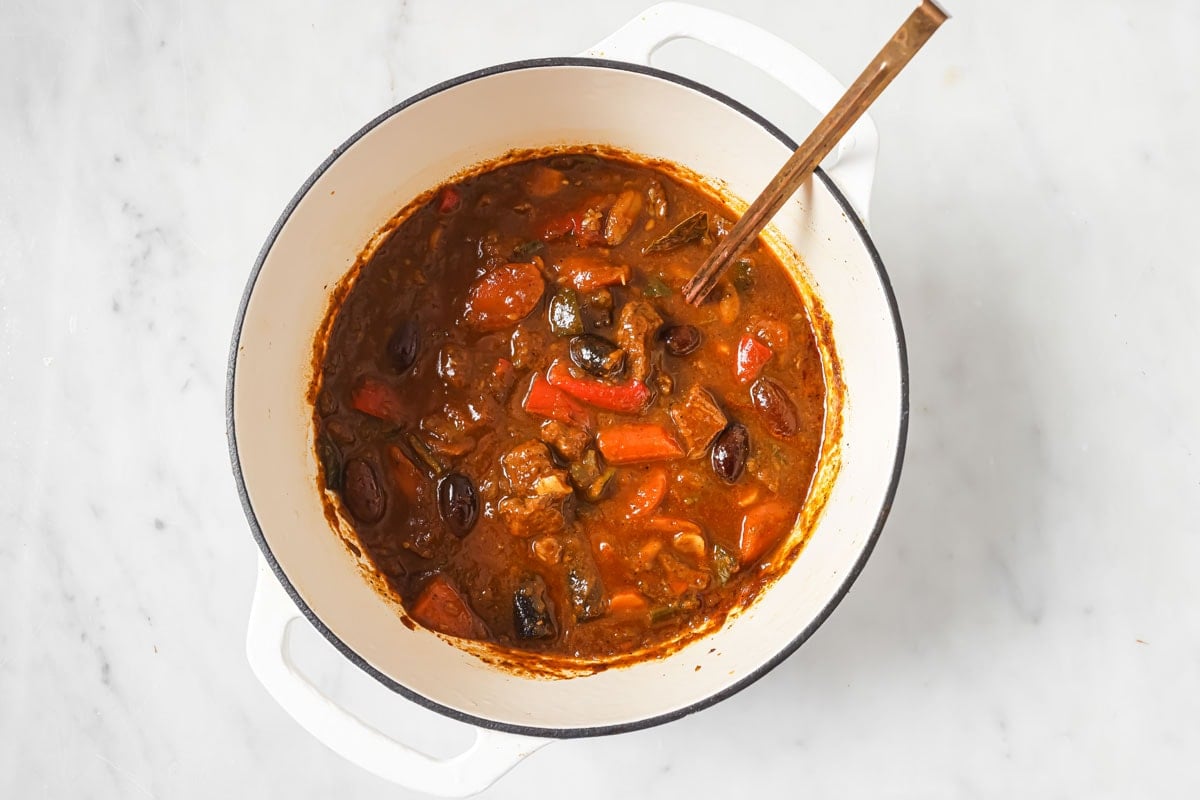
[3,0,1199,796]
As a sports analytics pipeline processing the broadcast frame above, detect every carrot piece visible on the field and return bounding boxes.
[410,575,487,640]
[608,589,649,614]
[611,467,669,518]
[737,500,798,564]
[596,423,684,464]
[735,333,773,384]
[350,376,406,423]
[386,444,422,505]
[555,255,631,292]
[464,262,545,331]
[522,373,593,429]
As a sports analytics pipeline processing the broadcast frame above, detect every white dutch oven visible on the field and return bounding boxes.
[227,3,907,796]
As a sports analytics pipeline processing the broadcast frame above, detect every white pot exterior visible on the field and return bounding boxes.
[229,59,906,736]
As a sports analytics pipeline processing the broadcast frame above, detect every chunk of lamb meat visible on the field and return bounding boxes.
[539,420,590,461]
[497,441,574,537]
[668,384,728,457]
[616,299,664,383]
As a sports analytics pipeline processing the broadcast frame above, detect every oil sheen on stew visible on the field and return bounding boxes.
[314,150,826,661]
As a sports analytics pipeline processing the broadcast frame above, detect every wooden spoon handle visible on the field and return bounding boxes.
[683,0,949,306]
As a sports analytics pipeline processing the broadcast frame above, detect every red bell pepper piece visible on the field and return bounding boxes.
[522,373,593,429]
[436,185,461,214]
[350,376,406,423]
[735,334,772,384]
[545,360,652,414]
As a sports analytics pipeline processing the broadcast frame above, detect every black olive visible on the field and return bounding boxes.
[437,472,478,537]
[711,422,750,483]
[568,334,625,379]
[750,378,799,438]
[659,324,702,356]
[385,319,420,374]
[342,458,385,523]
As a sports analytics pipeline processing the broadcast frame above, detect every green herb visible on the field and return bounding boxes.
[712,544,738,586]
[511,240,544,260]
[732,259,755,292]
[404,432,446,477]
[649,605,680,625]
[642,211,708,254]
[643,276,672,297]
[316,435,342,490]
[548,289,584,336]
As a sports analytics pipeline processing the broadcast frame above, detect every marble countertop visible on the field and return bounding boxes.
[4,0,1198,796]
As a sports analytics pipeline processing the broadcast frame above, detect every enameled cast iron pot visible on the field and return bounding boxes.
[227,3,907,795]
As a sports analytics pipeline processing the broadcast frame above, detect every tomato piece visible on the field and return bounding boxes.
[521,373,593,429]
[410,575,487,639]
[349,376,406,423]
[735,334,772,384]
[464,262,546,331]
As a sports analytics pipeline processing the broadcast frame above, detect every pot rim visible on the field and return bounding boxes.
[226,56,910,739]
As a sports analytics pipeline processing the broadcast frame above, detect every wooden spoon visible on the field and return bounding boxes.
[682,0,949,306]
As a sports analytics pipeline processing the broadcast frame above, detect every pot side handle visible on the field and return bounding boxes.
[586,1,878,226]
[246,559,550,797]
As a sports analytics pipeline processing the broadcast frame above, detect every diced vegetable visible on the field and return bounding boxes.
[436,185,461,214]
[612,467,669,518]
[513,574,556,639]
[528,165,566,197]
[643,211,708,254]
[556,255,631,292]
[546,360,652,414]
[597,424,684,464]
[547,288,584,336]
[717,286,741,324]
[737,499,797,563]
[567,449,615,501]
[411,575,486,639]
[604,189,643,246]
[649,604,680,624]
[522,373,593,429]
[673,530,707,560]
[732,259,755,291]
[643,276,671,297]
[642,517,702,535]
[608,589,649,614]
[386,444,422,505]
[465,262,546,331]
[711,544,738,585]
[735,334,772,384]
[404,432,446,477]
[511,240,545,261]
[350,376,406,423]
[316,435,342,490]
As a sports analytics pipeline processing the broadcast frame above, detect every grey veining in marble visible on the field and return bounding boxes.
[2,0,1198,797]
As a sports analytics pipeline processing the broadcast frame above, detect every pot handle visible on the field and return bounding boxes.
[246,559,550,797]
[586,1,878,225]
